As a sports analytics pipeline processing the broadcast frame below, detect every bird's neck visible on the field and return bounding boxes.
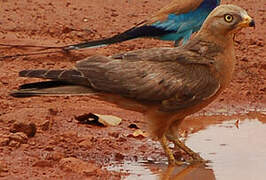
[197,30,234,49]
[194,32,236,87]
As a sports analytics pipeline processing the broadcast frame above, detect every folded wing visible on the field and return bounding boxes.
[14,46,220,112]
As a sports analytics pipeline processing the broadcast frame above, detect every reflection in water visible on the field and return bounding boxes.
[160,163,215,180]
[107,160,159,180]
[107,160,215,180]
[187,117,266,180]
[107,113,266,180]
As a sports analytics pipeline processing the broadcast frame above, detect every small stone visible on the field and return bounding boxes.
[44,146,54,151]
[0,161,8,177]
[48,108,58,116]
[33,160,53,168]
[61,131,77,139]
[10,121,36,137]
[0,161,8,173]
[108,132,119,138]
[8,140,20,148]
[9,132,28,144]
[20,144,30,149]
[48,139,58,146]
[114,153,125,161]
[48,152,65,161]
[28,141,36,146]
[40,120,50,131]
[59,157,98,175]
[79,139,93,149]
[0,137,10,146]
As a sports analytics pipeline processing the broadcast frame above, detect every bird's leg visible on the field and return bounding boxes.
[166,122,205,163]
[169,137,205,162]
[159,135,184,166]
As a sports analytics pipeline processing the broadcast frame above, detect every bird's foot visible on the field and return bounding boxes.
[187,153,208,164]
[168,158,185,166]
[187,157,209,165]
[175,160,186,166]
[166,135,207,164]
[160,135,185,166]
[189,152,205,162]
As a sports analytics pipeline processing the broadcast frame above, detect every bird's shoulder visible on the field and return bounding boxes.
[110,38,222,66]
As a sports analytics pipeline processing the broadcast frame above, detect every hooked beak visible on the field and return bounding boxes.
[238,15,255,28]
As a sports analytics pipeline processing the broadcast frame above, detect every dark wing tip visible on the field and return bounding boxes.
[10,91,38,98]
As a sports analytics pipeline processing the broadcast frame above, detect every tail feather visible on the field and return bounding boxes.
[19,81,72,90]
[64,25,174,50]
[20,69,81,79]
[10,81,93,97]
[19,69,89,86]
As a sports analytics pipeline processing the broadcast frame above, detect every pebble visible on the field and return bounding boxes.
[0,137,10,146]
[40,120,50,131]
[33,160,53,168]
[10,121,36,137]
[79,139,93,149]
[59,157,98,175]
[9,132,28,144]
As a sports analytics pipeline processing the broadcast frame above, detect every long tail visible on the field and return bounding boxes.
[10,69,93,97]
[63,24,173,50]
[18,69,90,85]
[1,24,173,59]
[10,81,93,97]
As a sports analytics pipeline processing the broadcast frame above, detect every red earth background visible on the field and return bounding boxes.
[0,0,265,179]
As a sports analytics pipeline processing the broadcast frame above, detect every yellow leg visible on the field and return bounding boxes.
[168,136,205,162]
[160,135,184,166]
[166,120,205,163]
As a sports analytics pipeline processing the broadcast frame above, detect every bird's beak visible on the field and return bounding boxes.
[238,15,255,28]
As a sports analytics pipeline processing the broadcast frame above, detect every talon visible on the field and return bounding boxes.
[175,160,185,166]
[191,153,205,161]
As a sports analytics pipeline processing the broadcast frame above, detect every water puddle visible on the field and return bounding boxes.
[187,117,266,180]
[107,160,160,180]
[107,112,266,180]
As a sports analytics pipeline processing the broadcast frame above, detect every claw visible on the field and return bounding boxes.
[166,135,206,163]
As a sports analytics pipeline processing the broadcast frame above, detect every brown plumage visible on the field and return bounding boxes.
[11,5,255,165]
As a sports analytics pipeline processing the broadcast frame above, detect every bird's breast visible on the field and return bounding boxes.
[214,46,236,89]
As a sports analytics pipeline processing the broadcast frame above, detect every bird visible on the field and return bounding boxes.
[0,0,221,60]
[11,5,255,165]
[64,0,221,50]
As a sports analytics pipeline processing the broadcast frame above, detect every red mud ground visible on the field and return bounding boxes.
[0,0,265,179]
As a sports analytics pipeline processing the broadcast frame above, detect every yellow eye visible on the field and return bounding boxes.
[224,14,233,23]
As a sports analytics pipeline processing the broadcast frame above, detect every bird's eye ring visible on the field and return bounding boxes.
[224,14,233,23]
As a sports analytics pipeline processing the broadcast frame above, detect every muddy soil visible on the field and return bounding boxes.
[0,0,265,179]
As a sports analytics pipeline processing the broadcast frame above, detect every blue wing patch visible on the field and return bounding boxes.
[150,0,220,44]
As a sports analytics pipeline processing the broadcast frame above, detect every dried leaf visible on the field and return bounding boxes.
[95,114,122,126]
[128,129,148,138]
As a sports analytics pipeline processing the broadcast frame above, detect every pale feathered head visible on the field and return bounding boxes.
[199,4,255,37]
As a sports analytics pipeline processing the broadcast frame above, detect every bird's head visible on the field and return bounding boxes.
[199,4,255,38]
